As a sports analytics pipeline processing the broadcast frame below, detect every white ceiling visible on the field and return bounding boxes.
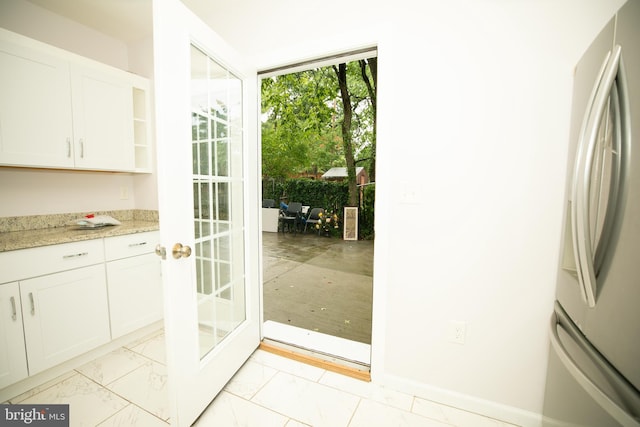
[25,0,154,43]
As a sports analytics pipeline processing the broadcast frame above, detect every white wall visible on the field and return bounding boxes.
[0,0,158,217]
[0,169,136,217]
[0,0,627,423]
[0,0,129,69]
[194,0,626,424]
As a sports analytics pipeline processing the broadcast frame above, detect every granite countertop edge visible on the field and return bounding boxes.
[0,220,160,252]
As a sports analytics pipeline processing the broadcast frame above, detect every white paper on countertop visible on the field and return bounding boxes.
[73,215,122,228]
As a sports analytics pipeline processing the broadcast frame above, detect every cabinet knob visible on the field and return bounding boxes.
[155,244,167,260]
[172,243,192,259]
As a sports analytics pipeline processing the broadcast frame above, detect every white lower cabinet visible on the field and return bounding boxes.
[0,282,28,389]
[0,230,161,389]
[20,264,111,376]
[105,231,162,339]
[106,253,162,339]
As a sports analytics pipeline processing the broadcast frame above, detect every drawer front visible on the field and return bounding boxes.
[0,239,104,284]
[104,231,159,261]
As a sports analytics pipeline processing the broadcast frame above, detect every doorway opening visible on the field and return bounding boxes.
[259,49,377,368]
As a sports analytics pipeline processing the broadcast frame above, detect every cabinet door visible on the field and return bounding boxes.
[0,282,28,389]
[71,65,135,171]
[106,253,163,339]
[20,264,110,375]
[0,40,74,168]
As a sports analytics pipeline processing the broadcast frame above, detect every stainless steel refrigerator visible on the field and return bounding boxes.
[543,0,640,426]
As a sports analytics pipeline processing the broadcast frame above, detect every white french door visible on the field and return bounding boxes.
[152,0,260,425]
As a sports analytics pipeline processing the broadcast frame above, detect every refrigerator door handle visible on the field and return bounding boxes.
[550,303,640,427]
[571,45,623,308]
[592,75,626,282]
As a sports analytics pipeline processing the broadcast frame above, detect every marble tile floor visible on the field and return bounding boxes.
[5,329,520,427]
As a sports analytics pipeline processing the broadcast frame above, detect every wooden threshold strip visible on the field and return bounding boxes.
[259,341,371,382]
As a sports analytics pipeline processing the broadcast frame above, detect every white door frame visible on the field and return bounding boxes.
[256,44,384,371]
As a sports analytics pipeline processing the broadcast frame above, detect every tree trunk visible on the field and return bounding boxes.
[333,63,358,207]
[359,58,377,182]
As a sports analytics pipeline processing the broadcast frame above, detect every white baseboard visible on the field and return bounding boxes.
[1,321,163,403]
[376,372,544,427]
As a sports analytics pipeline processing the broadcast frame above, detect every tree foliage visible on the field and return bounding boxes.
[261,69,342,179]
[261,57,377,205]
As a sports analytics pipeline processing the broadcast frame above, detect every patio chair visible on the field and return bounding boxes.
[304,208,325,234]
[279,202,302,233]
[262,199,276,208]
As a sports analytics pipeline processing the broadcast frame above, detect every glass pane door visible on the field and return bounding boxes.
[153,0,259,423]
[191,45,246,359]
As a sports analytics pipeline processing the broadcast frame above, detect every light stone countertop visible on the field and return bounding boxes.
[0,210,159,252]
[0,220,159,252]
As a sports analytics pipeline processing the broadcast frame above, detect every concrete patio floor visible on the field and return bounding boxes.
[262,230,374,344]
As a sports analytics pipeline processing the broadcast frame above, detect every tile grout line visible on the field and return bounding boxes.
[6,371,76,404]
[245,354,367,427]
[223,368,310,427]
[345,397,364,427]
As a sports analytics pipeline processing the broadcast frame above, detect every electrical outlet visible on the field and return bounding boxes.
[448,320,466,345]
[119,186,129,200]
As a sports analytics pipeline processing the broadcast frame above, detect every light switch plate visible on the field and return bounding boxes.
[447,320,466,345]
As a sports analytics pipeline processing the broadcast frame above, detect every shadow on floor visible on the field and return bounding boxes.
[262,231,374,344]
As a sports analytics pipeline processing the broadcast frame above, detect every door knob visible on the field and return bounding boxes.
[172,243,192,259]
[155,244,167,260]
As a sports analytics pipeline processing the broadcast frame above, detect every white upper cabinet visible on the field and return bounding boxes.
[0,39,75,168]
[70,64,135,171]
[0,29,151,173]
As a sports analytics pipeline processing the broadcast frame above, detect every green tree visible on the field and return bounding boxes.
[261,57,377,206]
[261,69,342,179]
[333,63,357,206]
[358,58,377,182]
[333,58,377,205]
